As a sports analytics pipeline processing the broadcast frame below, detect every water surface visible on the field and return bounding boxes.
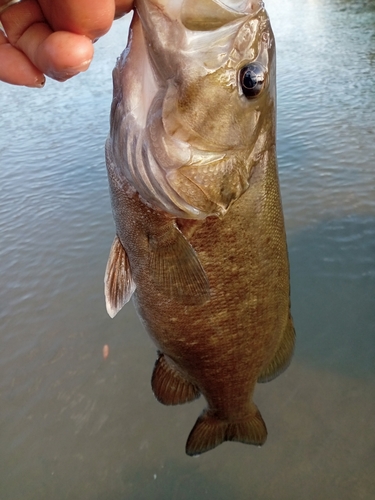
[0,1,374,498]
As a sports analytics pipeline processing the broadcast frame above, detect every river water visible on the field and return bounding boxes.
[0,0,374,498]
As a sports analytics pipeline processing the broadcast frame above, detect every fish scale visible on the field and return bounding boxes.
[104,0,295,456]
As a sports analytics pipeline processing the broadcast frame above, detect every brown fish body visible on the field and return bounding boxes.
[105,0,295,455]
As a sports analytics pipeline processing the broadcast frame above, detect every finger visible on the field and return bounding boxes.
[1,0,94,81]
[114,0,134,19]
[38,0,135,36]
[0,30,45,86]
[18,27,94,81]
[38,0,117,39]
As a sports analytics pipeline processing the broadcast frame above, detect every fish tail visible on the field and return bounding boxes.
[185,408,267,456]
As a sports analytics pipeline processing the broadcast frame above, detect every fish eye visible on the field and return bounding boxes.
[239,63,266,98]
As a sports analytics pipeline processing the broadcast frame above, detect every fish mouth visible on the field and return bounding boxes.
[181,0,265,31]
[215,0,265,14]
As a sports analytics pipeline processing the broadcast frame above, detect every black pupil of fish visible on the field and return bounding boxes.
[240,63,265,98]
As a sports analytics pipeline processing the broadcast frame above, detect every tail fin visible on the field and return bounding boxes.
[185,408,267,456]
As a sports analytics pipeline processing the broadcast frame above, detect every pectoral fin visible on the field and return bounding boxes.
[148,221,210,305]
[104,235,136,318]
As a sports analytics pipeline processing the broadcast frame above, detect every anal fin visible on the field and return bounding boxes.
[258,315,296,383]
[151,353,200,405]
[186,407,267,457]
[104,235,136,318]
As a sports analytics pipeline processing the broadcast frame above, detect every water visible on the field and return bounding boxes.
[0,1,374,498]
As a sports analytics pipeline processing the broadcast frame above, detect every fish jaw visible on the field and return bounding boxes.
[108,0,276,218]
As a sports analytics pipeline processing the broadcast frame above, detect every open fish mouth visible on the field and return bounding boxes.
[180,0,264,30]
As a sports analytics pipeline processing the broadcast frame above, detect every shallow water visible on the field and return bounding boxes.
[0,0,374,498]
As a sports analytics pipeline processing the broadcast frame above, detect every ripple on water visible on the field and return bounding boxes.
[0,5,375,500]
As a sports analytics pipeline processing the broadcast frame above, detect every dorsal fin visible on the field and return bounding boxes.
[258,316,295,383]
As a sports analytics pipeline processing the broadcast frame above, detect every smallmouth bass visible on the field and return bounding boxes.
[105,0,295,456]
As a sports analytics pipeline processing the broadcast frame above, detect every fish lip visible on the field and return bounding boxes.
[199,0,265,16]
[180,0,265,32]
[218,1,266,18]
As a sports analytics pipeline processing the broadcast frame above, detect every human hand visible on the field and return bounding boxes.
[0,0,133,87]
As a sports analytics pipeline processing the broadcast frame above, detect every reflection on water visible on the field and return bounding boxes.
[0,0,374,498]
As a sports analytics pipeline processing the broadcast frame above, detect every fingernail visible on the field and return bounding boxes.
[70,58,92,73]
[35,77,46,88]
[48,59,92,81]
[26,76,46,88]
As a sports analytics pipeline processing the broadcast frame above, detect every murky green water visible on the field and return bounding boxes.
[0,1,374,498]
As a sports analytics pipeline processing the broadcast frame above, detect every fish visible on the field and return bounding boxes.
[104,0,295,456]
